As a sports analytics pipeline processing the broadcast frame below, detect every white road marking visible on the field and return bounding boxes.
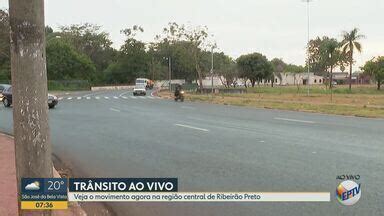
[119,91,132,97]
[77,97,82,100]
[113,96,119,99]
[67,97,72,100]
[174,124,209,132]
[259,140,265,143]
[274,117,315,124]
[109,108,121,112]
[130,96,137,99]
[104,97,109,99]
[86,97,91,100]
[122,96,128,99]
[95,97,100,100]
[82,91,107,98]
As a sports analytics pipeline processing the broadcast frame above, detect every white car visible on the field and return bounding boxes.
[133,85,147,96]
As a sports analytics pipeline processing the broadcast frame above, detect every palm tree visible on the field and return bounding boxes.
[341,28,365,90]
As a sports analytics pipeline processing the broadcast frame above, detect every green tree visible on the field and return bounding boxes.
[104,25,150,84]
[60,23,116,82]
[320,38,340,88]
[307,36,348,76]
[0,9,10,80]
[156,22,211,90]
[150,40,196,82]
[362,56,384,90]
[237,53,273,87]
[307,36,328,75]
[341,28,365,90]
[208,52,236,88]
[46,39,96,81]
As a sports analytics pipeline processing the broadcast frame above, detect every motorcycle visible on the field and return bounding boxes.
[174,90,185,102]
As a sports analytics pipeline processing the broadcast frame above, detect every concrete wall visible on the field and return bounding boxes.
[155,80,186,89]
[91,85,134,91]
[200,73,326,87]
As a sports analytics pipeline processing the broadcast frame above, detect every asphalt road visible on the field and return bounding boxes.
[1,90,383,215]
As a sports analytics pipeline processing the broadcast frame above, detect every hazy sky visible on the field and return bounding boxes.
[1,0,383,67]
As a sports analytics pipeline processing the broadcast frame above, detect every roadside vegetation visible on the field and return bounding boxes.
[160,85,384,118]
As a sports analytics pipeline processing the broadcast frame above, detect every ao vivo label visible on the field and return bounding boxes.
[69,178,178,192]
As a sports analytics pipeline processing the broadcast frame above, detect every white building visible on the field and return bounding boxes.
[273,72,325,86]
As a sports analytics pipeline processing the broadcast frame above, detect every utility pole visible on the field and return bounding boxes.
[9,0,53,214]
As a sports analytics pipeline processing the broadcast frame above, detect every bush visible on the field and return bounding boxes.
[48,80,90,91]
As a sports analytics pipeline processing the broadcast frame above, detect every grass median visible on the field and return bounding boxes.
[161,85,384,118]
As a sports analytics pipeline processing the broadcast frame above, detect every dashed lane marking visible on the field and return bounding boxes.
[109,108,121,112]
[174,124,209,132]
[274,117,315,124]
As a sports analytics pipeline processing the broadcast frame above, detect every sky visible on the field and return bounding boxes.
[1,0,383,68]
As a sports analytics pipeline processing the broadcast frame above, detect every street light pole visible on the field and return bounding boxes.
[168,57,172,92]
[303,0,312,96]
[211,46,214,95]
[329,53,333,102]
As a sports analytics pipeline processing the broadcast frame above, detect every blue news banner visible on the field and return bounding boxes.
[68,178,178,202]
[21,178,178,208]
[69,178,178,192]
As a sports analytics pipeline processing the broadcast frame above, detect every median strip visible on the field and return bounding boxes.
[174,124,209,132]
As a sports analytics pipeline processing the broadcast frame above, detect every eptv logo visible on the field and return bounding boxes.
[336,180,361,206]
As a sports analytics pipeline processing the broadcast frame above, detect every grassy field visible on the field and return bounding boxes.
[160,85,384,118]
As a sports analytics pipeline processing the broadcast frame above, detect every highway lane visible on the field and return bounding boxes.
[1,90,383,215]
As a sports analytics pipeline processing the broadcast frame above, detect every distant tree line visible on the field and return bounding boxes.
[0,9,382,90]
